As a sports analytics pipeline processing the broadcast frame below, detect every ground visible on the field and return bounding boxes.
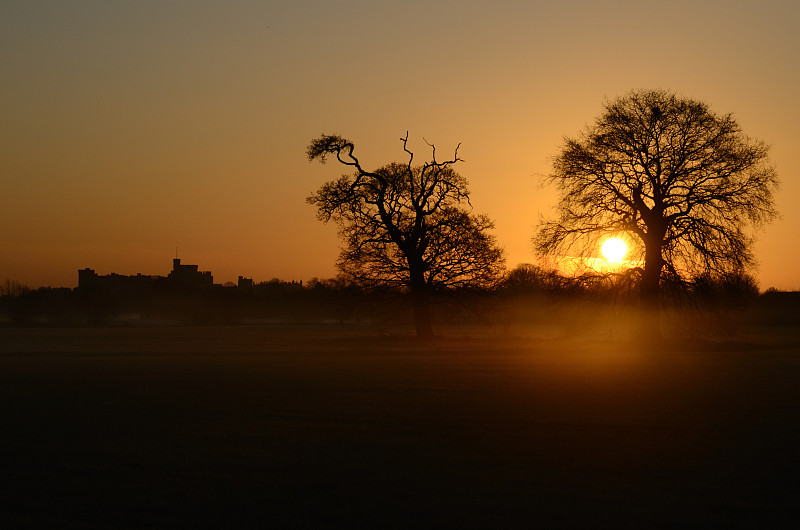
[1,324,798,528]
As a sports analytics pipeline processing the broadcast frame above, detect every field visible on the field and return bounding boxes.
[1,323,799,528]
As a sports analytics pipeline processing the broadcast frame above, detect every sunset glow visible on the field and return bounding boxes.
[1,1,798,290]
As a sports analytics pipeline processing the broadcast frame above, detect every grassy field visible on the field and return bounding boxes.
[1,323,798,528]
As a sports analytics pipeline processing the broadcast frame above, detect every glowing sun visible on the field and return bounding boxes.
[601,238,627,262]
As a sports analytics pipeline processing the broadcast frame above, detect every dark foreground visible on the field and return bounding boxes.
[1,325,798,528]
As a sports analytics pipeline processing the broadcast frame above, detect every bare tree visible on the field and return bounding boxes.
[307,133,505,337]
[1,279,30,297]
[535,90,778,336]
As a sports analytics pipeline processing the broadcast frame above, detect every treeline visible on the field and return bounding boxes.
[0,276,400,327]
[1,266,796,329]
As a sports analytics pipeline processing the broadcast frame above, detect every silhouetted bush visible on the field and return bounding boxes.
[753,289,800,326]
[6,287,74,326]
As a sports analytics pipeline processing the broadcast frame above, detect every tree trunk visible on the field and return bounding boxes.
[408,264,434,338]
[639,236,664,342]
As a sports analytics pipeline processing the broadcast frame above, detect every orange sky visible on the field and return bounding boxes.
[2,1,799,290]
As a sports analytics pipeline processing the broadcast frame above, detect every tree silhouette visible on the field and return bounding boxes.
[535,90,778,337]
[307,133,505,337]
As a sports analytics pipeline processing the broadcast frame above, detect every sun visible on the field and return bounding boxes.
[601,237,627,262]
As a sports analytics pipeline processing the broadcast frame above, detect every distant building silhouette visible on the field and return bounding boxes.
[78,268,98,288]
[78,268,156,292]
[76,258,280,292]
[79,258,212,291]
[168,259,213,287]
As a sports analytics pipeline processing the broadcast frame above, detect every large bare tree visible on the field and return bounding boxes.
[535,90,778,335]
[307,133,505,337]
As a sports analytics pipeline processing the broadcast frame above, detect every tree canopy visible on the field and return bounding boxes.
[535,90,778,296]
[307,133,504,337]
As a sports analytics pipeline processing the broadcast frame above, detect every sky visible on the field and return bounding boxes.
[2,0,799,290]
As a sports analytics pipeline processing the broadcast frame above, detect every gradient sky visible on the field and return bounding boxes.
[3,0,799,289]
